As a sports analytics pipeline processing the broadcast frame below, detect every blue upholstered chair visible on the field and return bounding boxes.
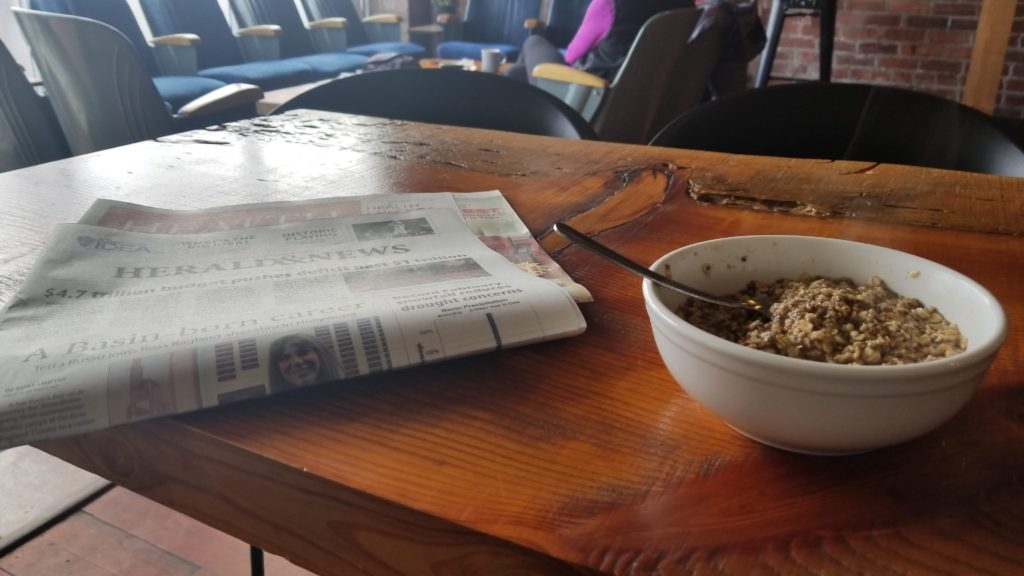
[436,0,543,61]
[139,0,319,90]
[13,8,262,155]
[299,0,425,58]
[0,38,68,172]
[27,0,231,110]
[229,0,369,78]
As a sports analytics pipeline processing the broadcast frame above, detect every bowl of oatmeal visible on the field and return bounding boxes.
[642,235,1007,455]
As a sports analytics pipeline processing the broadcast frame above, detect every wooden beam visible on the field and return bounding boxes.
[963,0,1017,113]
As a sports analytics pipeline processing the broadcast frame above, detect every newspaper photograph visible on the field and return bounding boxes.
[0,205,586,449]
[79,191,592,302]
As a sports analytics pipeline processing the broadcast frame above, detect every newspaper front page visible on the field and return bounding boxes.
[0,193,586,449]
[79,191,592,302]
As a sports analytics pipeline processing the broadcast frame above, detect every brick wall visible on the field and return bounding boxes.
[759,0,1024,119]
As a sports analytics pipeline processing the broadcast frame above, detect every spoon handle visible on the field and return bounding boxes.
[553,222,753,311]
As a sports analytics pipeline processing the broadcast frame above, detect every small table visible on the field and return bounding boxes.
[418,57,512,74]
[417,57,476,70]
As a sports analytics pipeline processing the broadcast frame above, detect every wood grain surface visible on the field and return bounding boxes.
[1,111,1020,575]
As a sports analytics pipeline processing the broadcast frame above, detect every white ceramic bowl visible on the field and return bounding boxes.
[643,235,1007,455]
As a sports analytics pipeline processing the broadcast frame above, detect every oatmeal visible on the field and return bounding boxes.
[678,276,966,365]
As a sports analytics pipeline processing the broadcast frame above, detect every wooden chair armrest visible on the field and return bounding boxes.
[238,25,281,37]
[532,63,607,88]
[364,14,401,24]
[308,19,349,52]
[151,39,199,75]
[177,83,263,117]
[436,13,459,25]
[151,33,200,47]
[309,17,347,29]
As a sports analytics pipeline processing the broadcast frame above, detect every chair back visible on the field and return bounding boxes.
[14,8,175,155]
[302,0,370,46]
[649,2,735,139]
[463,0,542,46]
[649,82,1024,178]
[271,68,598,140]
[594,6,728,144]
[0,38,69,172]
[231,0,317,59]
[544,0,590,48]
[29,0,162,77]
[141,0,246,69]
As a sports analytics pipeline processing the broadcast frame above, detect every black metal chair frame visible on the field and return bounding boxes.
[755,0,836,87]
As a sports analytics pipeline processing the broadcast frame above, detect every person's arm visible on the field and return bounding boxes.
[563,0,615,65]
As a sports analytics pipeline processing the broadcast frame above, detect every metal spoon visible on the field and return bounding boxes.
[553,222,771,317]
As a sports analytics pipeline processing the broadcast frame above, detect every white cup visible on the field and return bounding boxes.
[480,48,505,73]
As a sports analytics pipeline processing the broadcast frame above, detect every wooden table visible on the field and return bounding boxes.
[418,57,512,74]
[3,110,1022,575]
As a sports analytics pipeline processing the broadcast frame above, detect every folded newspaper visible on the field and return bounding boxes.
[0,191,588,449]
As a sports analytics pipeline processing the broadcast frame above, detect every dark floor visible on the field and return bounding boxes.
[0,487,316,576]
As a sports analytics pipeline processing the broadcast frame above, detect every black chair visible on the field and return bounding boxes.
[650,82,1024,177]
[271,68,599,140]
[533,6,732,144]
[755,0,836,88]
[0,38,69,172]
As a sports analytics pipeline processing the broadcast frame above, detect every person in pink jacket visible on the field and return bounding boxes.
[506,0,693,83]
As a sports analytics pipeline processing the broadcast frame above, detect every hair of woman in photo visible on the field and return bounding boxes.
[267,333,342,393]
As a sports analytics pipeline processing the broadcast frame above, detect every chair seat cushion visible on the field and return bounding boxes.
[198,60,315,91]
[437,42,519,61]
[152,75,227,110]
[286,53,370,79]
[347,42,426,58]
